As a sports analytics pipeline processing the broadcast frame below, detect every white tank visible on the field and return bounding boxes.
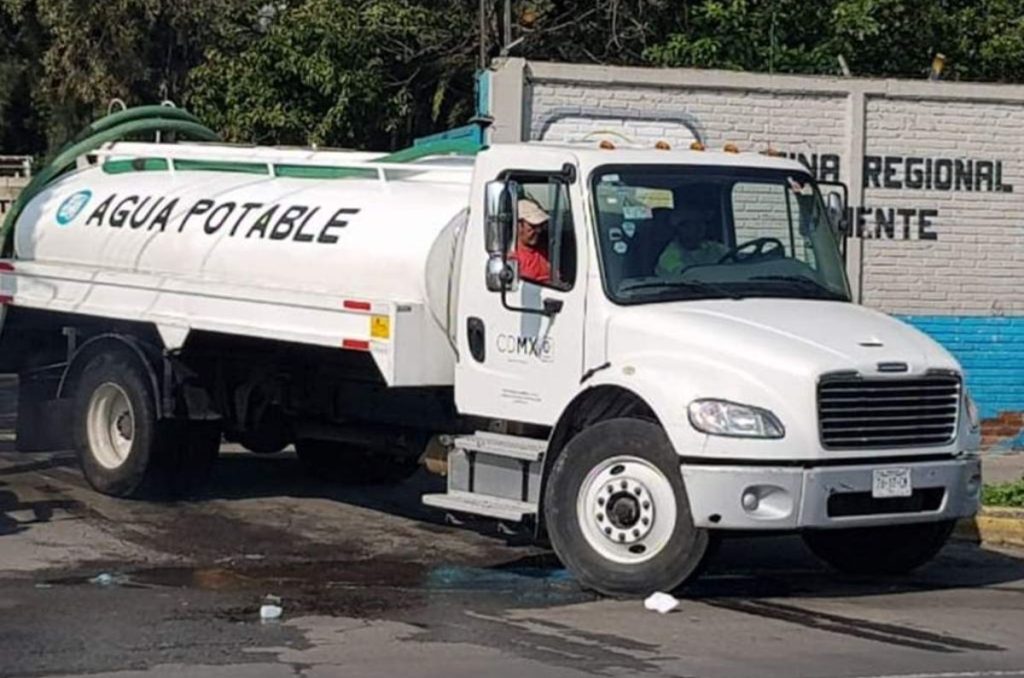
[15,142,474,307]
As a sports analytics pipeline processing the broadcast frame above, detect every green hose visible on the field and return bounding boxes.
[2,109,219,256]
[57,106,203,158]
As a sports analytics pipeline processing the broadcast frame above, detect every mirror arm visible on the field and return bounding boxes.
[500,286,558,317]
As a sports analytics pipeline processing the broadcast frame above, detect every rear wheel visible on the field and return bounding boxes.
[802,520,956,575]
[295,439,420,485]
[544,418,709,597]
[73,349,219,498]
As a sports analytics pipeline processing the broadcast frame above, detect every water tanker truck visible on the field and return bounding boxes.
[0,107,981,595]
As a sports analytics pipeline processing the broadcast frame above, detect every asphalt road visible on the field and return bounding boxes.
[1,441,1023,678]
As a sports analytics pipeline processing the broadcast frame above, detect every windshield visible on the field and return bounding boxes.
[591,165,851,304]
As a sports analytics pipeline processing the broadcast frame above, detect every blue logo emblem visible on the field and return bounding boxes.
[56,190,92,226]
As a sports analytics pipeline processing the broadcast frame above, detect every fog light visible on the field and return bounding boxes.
[966,472,982,497]
[741,491,760,511]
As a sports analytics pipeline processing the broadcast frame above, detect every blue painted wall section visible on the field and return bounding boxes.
[901,315,1024,450]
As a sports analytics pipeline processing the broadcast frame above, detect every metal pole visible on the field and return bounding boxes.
[503,0,511,53]
[479,0,487,70]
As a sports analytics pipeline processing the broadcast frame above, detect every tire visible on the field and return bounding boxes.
[802,519,956,575]
[295,439,420,485]
[544,418,709,597]
[73,349,219,498]
[238,407,291,455]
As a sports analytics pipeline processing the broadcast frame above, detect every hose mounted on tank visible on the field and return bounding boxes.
[1,105,220,256]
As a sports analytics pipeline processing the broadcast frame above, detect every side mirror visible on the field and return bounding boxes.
[825,190,847,235]
[484,180,517,255]
[484,180,519,291]
[486,255,518,292]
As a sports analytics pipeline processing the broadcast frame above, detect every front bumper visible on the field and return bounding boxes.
[682,456,981,530]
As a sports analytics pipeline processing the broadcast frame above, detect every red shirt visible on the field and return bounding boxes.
[514,244,551,284]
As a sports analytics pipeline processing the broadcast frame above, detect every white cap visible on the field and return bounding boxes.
[518,199,549,225]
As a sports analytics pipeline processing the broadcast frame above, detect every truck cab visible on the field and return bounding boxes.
[431,142,981,594]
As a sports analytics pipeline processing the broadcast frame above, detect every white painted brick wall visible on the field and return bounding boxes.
[529,84,847,156]
[861,98,1024,314]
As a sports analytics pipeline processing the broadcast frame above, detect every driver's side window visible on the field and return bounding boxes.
[506,176,577,291]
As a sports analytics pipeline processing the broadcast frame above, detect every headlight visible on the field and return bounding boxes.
[964,390,980,432]
[688,399,785,439]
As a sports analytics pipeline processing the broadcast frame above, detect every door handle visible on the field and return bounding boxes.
[467,317,485,363]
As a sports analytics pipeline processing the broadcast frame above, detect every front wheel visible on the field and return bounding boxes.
[802,520,956,575]
[544,418,709,597]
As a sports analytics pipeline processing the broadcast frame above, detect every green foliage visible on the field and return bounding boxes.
[0,0,45,154]
[34,0,259,151]
[983,480,1024,508]
[646,0,1024,82]
[644,1,837,73]
[6,0,1024,156]
[186,0,478,149]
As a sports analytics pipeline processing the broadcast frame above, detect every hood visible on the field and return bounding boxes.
[606,298,958,379]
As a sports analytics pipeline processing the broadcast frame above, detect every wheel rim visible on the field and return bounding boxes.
[87,382,135,470]
[576,455,678,565]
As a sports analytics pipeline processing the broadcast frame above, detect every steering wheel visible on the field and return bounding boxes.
[718,237,785,264]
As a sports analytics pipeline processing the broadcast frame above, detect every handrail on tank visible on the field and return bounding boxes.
[91,148,474,176]
[1,107,220,257]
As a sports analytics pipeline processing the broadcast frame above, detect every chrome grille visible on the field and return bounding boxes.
[818,373,960,449]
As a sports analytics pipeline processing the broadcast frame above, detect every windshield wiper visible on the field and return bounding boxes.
[618,279,745,300]
[748,275,848,300]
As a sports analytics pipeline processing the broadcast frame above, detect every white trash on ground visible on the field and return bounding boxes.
[643,591,680,614]
[260,594,283,622]
[260,605,283,621]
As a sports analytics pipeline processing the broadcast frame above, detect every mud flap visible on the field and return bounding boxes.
[15,369,73,452]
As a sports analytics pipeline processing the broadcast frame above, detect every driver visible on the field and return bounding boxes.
[656,208,727,276]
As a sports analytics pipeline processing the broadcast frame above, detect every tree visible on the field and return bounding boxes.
[502,0,679,65]
[186,0,479,150]
[33,0,258,151]
[0,0,45,154]
[6,0,1024,157]
[644,0,1024,83]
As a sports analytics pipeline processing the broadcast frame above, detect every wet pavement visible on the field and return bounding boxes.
[1,442,1024,678]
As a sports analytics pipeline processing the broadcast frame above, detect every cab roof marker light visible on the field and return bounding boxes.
[599,140,616,150]
[724,143,740,154]
[760,147,784,157]
[655,140,671,150]
[689,141,706,151]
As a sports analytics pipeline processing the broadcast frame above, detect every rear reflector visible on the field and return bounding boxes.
[343,300,372,311]
[342,339,370,351]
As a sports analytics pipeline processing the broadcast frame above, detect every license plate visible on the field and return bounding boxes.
[872,468,912,498]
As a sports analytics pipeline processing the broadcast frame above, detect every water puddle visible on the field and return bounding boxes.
[41,556,594,613]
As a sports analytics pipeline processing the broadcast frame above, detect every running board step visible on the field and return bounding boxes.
[452,431,546,462]
[422,491,536,522]
[421,431,548,523]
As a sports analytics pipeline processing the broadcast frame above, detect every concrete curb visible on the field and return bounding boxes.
[955,507,1024,549]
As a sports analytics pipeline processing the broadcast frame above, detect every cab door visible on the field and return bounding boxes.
[455,167,587,426]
